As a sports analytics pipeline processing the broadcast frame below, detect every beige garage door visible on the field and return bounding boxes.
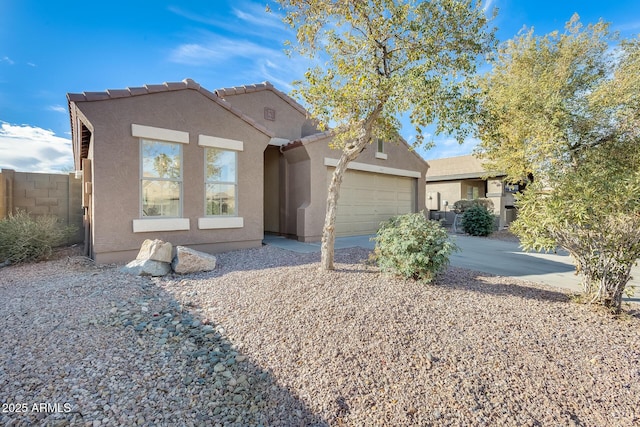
[328,169,416,236]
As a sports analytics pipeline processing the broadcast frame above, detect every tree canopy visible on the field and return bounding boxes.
[274,0,496,269]
[475,15,640,312]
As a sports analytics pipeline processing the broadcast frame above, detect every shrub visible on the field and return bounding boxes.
[461,204,495,236]
[372,211,459,282]
[0,210,75,264]
[452,198,494,214]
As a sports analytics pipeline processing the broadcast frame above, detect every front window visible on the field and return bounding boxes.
[141,140,182,217]
[205,148,237,216]
[377,138,384,153]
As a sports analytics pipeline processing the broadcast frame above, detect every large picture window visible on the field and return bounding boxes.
[205,148,237,216]
[141,139,182,217]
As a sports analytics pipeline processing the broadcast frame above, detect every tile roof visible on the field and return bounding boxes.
[215,81,308,116]
[282,130,333,151]
[67,79,275,138]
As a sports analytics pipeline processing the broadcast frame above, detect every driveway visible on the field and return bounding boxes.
[263,234,640,302]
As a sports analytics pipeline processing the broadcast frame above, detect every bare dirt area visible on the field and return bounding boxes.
[1,246,639,426]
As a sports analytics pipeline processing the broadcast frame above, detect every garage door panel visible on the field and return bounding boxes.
[328,168,416,236]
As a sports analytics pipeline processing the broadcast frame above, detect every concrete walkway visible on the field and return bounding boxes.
[263,233,640,302]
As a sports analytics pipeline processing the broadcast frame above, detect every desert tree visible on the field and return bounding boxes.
[273,0,496,269]
[475,15,640,313]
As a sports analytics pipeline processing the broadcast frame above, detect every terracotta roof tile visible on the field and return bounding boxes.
[126,86,148,96]
[67,79,275,139]
[282,130,333,151]
[164,82,186,91]
[83,92,111,101]
[106,89,131,99]
[144,84,167,93]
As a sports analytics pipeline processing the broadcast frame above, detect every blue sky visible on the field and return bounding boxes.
[1,0,639,173]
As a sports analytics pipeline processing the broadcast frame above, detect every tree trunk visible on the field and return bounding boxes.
[320,108,383,271]
[320,141,367,270]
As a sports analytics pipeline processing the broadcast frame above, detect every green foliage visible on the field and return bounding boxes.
[475,15,640,312]
[0,210,75,264]
[372,212,459,282]
[475,14,614,183]
[461,204,495,236]
[274,0,496,149]
[452,198,494,214]
[273,0,496,270]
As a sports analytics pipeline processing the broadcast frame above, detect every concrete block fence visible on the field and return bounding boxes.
[0,169,84,243]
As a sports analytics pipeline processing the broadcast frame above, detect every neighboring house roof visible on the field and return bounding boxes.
[67,78,276,141]
[215,81,308,117]
[426,154,502,181]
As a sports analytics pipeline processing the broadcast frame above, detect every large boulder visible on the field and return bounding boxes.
[172,246,217,274]
[121,258,171,277]
[136,239,173,263]
[121,239,173,276]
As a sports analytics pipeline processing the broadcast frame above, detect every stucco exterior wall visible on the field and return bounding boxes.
[220,90,310,141]
[286,137,428,242]
[74,89,270,263]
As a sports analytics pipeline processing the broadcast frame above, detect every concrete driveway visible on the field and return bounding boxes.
[263,233,640,302]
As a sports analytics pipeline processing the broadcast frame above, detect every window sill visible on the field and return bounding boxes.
[133,218,190,233]
[375,152,388,160]
[198,217,244,229]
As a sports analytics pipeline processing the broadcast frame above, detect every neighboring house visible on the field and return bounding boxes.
[425,154,517,229]
[67,79,427,263]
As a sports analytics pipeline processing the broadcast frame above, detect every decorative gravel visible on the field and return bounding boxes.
[1,245,639,426]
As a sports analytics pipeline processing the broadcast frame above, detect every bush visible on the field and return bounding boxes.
[372,211,459,282]
[461,204,495,236]
[0,210,75,264]
[452,198,494,214]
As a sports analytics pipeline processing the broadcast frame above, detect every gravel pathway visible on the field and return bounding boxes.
[1,246,639,426]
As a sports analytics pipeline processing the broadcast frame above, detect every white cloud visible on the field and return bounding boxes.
[48,105,67,113]
[482,0,496,13]
[232,3,285,31]
[0,122,73,173]
[170,37,282,66]
[1,56,14,65]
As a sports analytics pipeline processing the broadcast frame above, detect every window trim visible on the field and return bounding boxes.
[132,124,189,144]
[133,218,190,233]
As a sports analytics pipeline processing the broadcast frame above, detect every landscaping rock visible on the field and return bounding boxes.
[121,259,171,277]
[136,239,173,263]
[171,246,217,274]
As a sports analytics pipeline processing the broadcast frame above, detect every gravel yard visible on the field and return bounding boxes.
[1,245,639,426]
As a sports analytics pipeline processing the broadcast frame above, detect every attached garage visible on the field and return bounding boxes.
[327,165,419,236]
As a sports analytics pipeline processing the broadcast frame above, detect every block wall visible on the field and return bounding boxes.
[0,169,84,243]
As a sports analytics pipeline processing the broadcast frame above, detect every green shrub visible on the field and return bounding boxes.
[372,211,459,282]
[0,210,75,264]
[461,204,495,236]
[452,198,494,214]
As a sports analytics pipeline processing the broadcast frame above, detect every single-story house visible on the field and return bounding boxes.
[68,79,427,263]
[425,154,517,229]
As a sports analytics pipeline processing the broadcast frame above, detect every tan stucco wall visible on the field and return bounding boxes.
[263,146,280,233]
[425,181,463,212]
[285,138,428,242]
[74,89,270,263]
[220,90,310,141]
